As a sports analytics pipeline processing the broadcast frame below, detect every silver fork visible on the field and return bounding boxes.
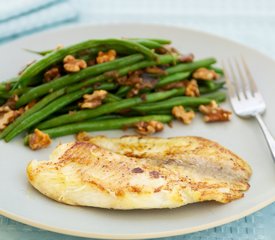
[223,57,275,162]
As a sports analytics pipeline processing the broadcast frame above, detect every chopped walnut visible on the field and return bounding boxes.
[117,70,158,98]
[134,121,164,135]
[199,100,232,122]
[79,90,108,109]
[158,80,188,91]
[185,79,200,97]
[172,106,195,125]
[63,55,87,72]
[28,129,52,150]
[96,50,116,64]
[24,100,36,111]
[0,106,24,130]
[127,87,140,98]
[75,132,91,142]
[3,95,19,110]
[192,68,218,81]
[44,67,61,82]
[178,53,194,63]
[116,71,143,86]
[145,66,166,75]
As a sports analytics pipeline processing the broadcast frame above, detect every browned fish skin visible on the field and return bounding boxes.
[27,136,252,209]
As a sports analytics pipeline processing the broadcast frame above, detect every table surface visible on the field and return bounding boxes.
[1,0,275,239]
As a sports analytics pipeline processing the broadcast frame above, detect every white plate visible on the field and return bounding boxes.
[0,24,275,239]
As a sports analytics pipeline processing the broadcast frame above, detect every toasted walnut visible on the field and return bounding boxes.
[96,50,116,64]
[75,132,91,142]
[192,68,218,81]
[28,129,51,150]
[24,100,36,111]
[199,100,232,122]
[0,106,24,130]
[178,53,194,63]
[63,55,87,72]
[172,106,195,125]
[3,95,19,109]
[116,70,156,98]
[44,67,61,82]
[185,79,200,97]
[79,90,108,109]
[126,87,140,98]
[145,66,166,75]
[116,71,143,86]
[158,80,188,91]
[134,121,164,135]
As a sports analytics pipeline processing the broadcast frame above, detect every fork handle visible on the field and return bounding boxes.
[255,113,275,163]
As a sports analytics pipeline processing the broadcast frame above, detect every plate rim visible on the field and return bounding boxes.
[1,22,275,239]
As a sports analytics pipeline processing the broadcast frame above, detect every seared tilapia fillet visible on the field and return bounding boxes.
[27,136,252,209]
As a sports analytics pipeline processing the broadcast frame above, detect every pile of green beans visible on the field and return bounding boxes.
[0,37,226,147]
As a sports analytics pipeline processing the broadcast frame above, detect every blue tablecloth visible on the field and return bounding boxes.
[1,0,275,239]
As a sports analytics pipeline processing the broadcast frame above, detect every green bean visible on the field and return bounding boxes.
[199,82,225,94]
[0,98,6,105]
[104,93,122,102]
[133,96,213,112]
[16,54,143,108]
[0,86,30,99]
[41,115,172,138]
[94,82,117,91]
[166,58,216,75]
[26,39,167,57]
[116,86,131,97]
[4,88,93,142]
[66,54,179,93]
[145,38,171,45]
[156,72,190,87]
[16,39,158,87]
[202,91,226,103]
[129,39,163,49]
[129,38,171,45]
[0,89,65,139]
[36,87,185,130]
[209,66,224,75]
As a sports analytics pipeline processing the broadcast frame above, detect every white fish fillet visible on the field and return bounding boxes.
[27,136,252,209]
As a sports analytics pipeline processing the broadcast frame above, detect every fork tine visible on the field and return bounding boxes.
[241,56,258,96]
[228,58,247,100]
[221,60,237,100]
[234,57,250,99]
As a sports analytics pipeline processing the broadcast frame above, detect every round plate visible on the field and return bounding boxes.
[0,24,275,239]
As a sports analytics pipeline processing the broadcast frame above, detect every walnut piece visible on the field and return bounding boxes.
[75,131,92,142]
[134,121,164,135]
[79,90,108,109]
[178,53,194,63]
[192,68,218,81]
[28,129,52,150]
[158,80,188,91]
[4,95,19,109]
[185,79,200,97]
[116,70,143,86]
[44,67,61,82]
[172,106,195,125]
[199,100,232,122]
[145,66,166,75]
[96,50,116,64]
[63,55,87,72]
[24,100,36,111]
[0,106,23,130]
